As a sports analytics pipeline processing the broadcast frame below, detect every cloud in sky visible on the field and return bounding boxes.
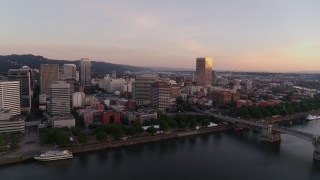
[0,0,320,72]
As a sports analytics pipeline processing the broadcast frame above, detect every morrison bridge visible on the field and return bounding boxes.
[190,110,320,160]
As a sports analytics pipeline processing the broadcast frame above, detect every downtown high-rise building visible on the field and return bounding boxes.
[133,74,157,105]
[61,64,77,79]
[0,81,21,115]
[61,64,79,94]
[40,64,59,95]
[151,81,172,111]
[246,80,253,90]
[80,58,91,86]
[196,57,213,86]
[49,81,70,116]
[21,66,35,89]
[8,69,32,113]
[0,108,25,133]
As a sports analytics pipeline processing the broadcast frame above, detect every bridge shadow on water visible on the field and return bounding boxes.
[226,130,281,154]
[311,160,320,178]
[225,128,320,172]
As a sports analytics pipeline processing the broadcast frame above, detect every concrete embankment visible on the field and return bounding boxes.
[0,156,32,166]
[69,125,234,154]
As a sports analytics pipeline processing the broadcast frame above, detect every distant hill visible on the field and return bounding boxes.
[294,71,320,74]
[148,67,194,72]
[0,54,150,76]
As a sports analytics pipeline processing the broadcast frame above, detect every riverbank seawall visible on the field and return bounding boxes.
[69,125,234,154]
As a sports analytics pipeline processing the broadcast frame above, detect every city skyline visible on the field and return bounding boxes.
[1,0,320,72]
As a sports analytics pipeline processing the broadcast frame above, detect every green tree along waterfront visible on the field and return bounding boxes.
[111,126,124,140]
[71,126,81,136]
[78,132,88,144]
[0,135,5,148]
[0,133,21,152]
[38,112,223,148]
[11,134,20,149]
[228,94,320,120]
[96,131,107,142]
[159,120,169,131]
[71,109,84,127]
[94,124,125,140]
[40,129,70,147]
[176,96,192,112]
[146,126,157,135]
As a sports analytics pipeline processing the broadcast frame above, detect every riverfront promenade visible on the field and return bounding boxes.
[0,125,234,166]
[0,127,54,165]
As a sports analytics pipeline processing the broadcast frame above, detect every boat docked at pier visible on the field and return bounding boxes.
[34,150,73,161]
[306,115,320,121]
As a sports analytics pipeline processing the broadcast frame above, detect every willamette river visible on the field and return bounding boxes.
[1,120,320,180]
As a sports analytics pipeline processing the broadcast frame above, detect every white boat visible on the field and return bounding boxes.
[34,150,73,161]
[306,115,320,121]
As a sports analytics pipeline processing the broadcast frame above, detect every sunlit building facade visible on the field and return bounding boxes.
[196,57,213,86]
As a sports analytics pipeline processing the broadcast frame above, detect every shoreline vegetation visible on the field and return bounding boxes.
[0,125,234,166]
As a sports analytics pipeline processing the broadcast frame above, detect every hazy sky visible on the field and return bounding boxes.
[1,0,320,72]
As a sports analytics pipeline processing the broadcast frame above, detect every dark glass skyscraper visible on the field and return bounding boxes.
[8,69,32,113]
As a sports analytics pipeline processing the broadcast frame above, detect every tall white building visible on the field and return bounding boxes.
[49,81,70,116]
[72,92,85,108]
[122,78,135,93]
[0,81,21,115]
[246,80,253,90]
[100,76,126,93]
[61,64,77,79]
[80,58,91,86]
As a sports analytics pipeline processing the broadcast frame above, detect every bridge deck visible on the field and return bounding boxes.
[273,125,315,142]
[199,110,318,143]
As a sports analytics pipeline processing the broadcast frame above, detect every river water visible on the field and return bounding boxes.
[1,120,320,180]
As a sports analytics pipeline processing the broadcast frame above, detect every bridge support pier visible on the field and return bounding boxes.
[313,137,320,160]
[261,125,281,143]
